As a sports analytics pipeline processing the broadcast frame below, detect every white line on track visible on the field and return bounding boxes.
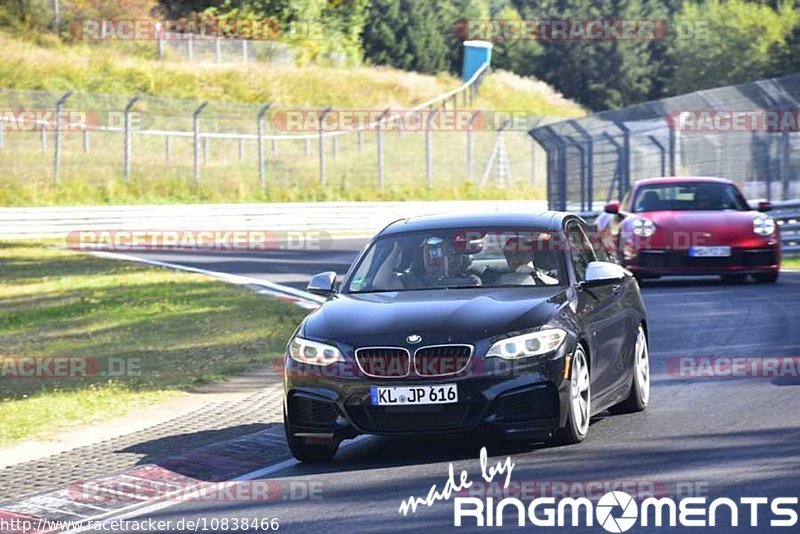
[89,250,325,308]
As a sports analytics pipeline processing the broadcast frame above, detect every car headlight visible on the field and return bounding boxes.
[753,216,776,236]
[288,337,344,365]
[485,328,567,360]
[631,218,657,237]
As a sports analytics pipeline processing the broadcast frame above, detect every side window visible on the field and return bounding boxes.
[567,222,596,282]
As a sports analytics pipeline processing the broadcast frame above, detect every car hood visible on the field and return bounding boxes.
[301,287,570,347]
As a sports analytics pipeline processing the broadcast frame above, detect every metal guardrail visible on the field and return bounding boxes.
[579,199,800,257]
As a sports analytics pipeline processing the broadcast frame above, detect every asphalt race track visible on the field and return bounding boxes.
[119,243,800,532]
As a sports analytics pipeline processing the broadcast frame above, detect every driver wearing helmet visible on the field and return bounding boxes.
[413,236,481,288]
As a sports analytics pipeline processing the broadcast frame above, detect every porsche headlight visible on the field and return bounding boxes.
[753,216,776,236]
[631,218,657,237]
[288,337,344,365]
[486,328,567,360]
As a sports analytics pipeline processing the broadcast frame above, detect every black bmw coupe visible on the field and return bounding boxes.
[283,211,650,461]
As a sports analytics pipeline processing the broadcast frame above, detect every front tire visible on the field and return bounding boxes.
[609,325,650,414]
[284,410,339,462]
[752,272,779,283]
[554,345,591,445]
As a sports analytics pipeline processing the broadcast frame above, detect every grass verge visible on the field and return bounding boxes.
[782,257,800,269]
[0,241,306,445]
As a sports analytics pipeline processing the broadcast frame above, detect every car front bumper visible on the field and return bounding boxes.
[283,351,572,443]
[625,246,780,277]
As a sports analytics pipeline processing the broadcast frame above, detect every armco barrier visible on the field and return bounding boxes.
[579,199,800,257]
[0,200,547,239]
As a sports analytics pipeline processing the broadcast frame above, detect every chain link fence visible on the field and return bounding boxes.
[0,66,551,200]
[531,72,800,212]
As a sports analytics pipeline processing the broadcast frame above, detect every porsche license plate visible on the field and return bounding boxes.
[689,246,731,257]
[370,384,457,406]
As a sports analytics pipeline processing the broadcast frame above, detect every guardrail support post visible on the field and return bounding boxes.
[193,102,207,185]
[257,104,271,189]
[318,107,332,186]
[54,90,73,185]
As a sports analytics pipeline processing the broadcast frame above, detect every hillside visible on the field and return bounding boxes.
[0,31,583,205]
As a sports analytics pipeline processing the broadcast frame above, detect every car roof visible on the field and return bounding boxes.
[633,176,736,187]
[379,210,577,237]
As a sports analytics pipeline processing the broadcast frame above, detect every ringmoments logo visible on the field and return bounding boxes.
[453,491,799,529]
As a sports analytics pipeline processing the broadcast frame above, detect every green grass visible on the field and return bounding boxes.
[783,257,800,269]
[0,241,307,444]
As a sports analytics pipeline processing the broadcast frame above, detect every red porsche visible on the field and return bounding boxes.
[595,177,781,282]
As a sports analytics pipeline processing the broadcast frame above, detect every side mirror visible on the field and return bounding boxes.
[307,271,336,296]
[582,261,628,287]
[757,201,773,213]
[604,202,620,215]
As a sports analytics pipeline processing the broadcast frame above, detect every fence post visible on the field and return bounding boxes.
[156,22,163,59]
[165,135,172,162]
[425,108,440,187]
[568,120,594,208]
[238,138,244,161]
[187,34,194,61]
[782,130,790,200]
[257,104,271,189]
[318,107,332,186]
[82,129,90,153]
[668,117,677,176]
[466,111,480,181]
[53,91,73,185]
[40,123,47,154]
[615,121,631,195]
[215,37,222,63]
[242,40,249,64]
[377,108,389,189]
[357,130,364,154]
[123,95,140,181]
[193,102,207,184]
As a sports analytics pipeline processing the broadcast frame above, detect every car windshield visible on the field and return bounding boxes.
[633,182,749,212]
[345,228,567,293]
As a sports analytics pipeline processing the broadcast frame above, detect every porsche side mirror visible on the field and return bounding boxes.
[307,271,336,296]
[604,202,620,215]
[582,261,629,287]
[757,201,773,212]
